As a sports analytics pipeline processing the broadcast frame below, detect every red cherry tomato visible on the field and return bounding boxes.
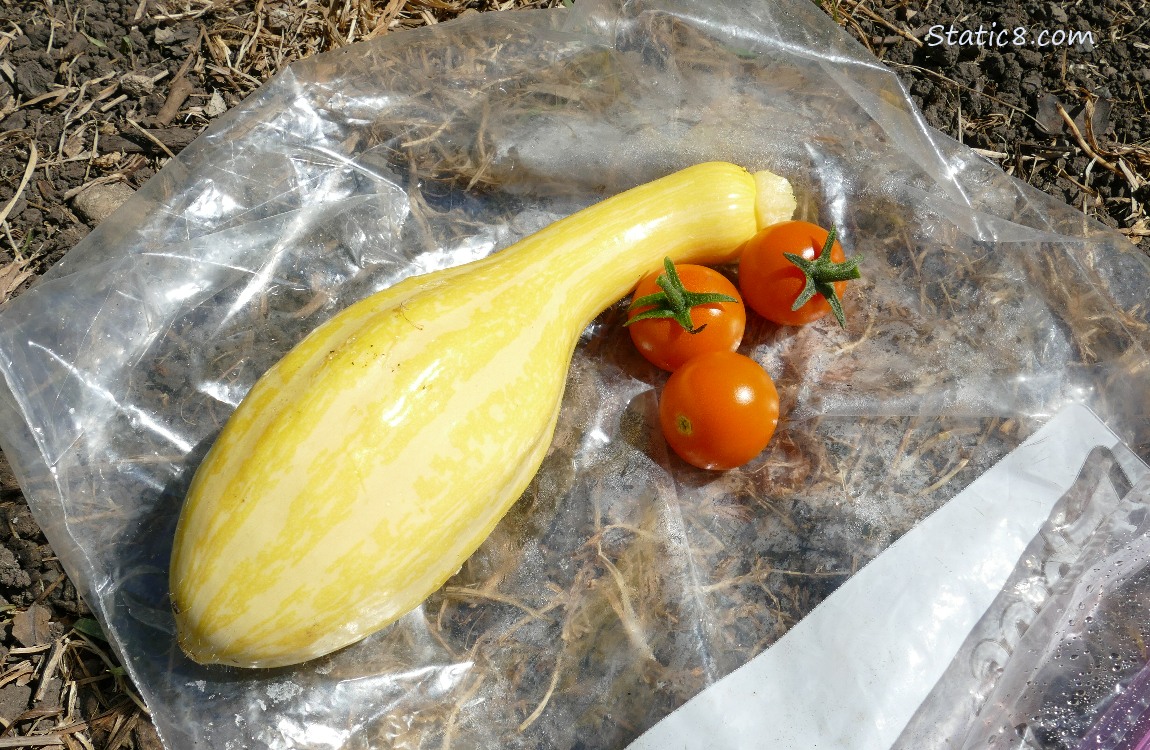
[658,351,779,470]
[738,221,857,327]
[627,264,745,371]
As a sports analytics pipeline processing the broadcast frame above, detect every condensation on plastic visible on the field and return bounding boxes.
[0,0,1147,748]
[897,449,1150,750]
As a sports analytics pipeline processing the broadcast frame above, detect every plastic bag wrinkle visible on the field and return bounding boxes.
[898,450,1150,750]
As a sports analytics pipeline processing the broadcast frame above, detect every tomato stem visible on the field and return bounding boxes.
[625,257,738,334]
[782,226,862,328]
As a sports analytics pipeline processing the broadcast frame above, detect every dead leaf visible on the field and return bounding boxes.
[62,128,88,159]
[204,91,227,118]
[1036,93,1113,139]
[12,604,52,648]
[0,260,34,305]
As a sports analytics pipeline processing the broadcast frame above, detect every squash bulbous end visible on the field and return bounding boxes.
[171,587,331,669]
[174,611,239,668]
[174,612,332,669]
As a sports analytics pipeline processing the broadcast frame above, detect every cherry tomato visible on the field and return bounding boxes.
[738,221,859,327]
[627,264,745,371]
[658,351,779,470]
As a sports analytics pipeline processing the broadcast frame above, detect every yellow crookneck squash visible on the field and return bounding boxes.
[170,161,796,668]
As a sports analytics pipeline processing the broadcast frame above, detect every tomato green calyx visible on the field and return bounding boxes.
[782,226,862,328]
[625,257,738,334]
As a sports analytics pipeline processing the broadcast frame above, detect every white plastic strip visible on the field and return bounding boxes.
[630,403,1146,750]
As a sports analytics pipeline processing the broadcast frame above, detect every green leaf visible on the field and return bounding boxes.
[72,617,108,641]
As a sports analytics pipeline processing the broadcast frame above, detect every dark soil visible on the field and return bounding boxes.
[0,0,1146,747]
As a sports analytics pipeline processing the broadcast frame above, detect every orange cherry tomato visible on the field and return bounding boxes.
[658,351,779,470]
[738,221,857,327]
[627,264,745,371]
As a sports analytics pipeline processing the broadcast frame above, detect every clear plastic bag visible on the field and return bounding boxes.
[0,1,1148,748]
[897,448,1150,750]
